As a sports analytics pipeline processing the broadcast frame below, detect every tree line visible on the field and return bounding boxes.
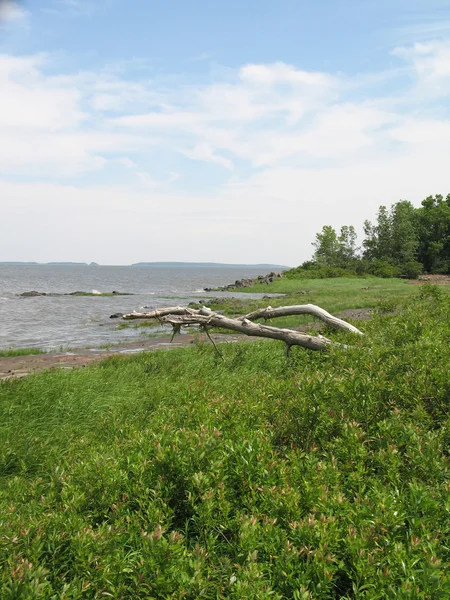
[286,194,450,279]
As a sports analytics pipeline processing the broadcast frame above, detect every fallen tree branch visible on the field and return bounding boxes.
[120,304,363,354]
[122,307,192,320]
[241,304,364,335]
[160,308,333,352]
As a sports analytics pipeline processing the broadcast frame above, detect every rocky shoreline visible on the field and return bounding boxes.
[204,271,285,292]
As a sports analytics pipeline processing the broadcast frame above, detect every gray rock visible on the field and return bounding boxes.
[20,291,47,297]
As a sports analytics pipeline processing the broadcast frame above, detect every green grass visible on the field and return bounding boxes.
[1,285,450,597]
[241,276,436,310]
[0,348,45,357]
[203,277,450,330]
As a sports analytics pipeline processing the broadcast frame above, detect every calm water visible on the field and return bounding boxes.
[0,265,280,350]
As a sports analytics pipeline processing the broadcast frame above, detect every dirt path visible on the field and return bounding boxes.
[0,308,374,381]
[407,274,450,285]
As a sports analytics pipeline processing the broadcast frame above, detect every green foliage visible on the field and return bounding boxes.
[0,348,45,357]
[296,195,450,279]
[416,194,450,274]
[1,295,450,596]
[369,260,402,279]
[362,201,419,265]
[284,266,358,279]
[401,261,423,280]
[312,225,359,269]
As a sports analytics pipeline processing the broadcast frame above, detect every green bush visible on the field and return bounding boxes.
[284,266,358,279]
[2,297,450,597]
[401,261,423,279]
[368,260,402,278]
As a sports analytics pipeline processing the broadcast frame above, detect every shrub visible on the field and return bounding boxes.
[401,261,423,279]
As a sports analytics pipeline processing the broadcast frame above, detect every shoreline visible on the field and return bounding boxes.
[0,332,247,381]
[0,308,373,381]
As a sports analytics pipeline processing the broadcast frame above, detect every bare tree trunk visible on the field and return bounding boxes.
[120,304,363,353]
[122,304,362,335]
[241,304,364,335]
[160,309,333,351]
[121,307,190,320]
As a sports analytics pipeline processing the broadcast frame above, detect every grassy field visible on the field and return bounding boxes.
[1,283,450,597]
[238,277,441,312]
[202,277,450,331]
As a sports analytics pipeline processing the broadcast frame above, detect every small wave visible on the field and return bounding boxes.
[0,297,9,300]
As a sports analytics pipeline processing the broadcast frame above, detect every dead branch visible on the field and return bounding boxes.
[120,304,363,353]
[241,304,364,335]
[122,307,191,320]
[160,309,333,352]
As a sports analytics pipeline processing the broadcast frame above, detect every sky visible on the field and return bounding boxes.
[0,0,450,265]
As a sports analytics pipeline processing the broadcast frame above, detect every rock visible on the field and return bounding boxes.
[110,313,124,319]
[204,271,286,292]
[234,278,253,288]
[20,291,47,297]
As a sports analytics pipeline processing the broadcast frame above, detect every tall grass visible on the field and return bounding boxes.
[0,348,45,357]
[1,287,449,597]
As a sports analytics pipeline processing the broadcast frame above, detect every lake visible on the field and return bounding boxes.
[0,264,282,350]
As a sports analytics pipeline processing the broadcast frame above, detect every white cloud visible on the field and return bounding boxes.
[183,143,233,169]
[1,42,450,263]
[393,40,450,96]
[0,1,28,22]
[0,55,85,132]
[239,62,335,88]
[115,157,137,169]
[0,55,162,175]
[388,117,450,148]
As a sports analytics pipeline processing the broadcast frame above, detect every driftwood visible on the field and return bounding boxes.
[241,304,364,335]
[121,304,363,356]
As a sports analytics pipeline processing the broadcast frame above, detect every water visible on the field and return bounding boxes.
[0,265,281,350]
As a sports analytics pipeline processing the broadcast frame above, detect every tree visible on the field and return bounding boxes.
[363,205,393,262]
[312,225,359,269]
[338,225,359,265]
[416,194,450,273]
[312,226,340,266]
[362,201,419,275]
[391,201,419,265]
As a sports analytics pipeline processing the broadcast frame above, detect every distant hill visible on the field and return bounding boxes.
[0,261,291,269]
[0,262,39,265]
[131,262,291,269]
[0,262,89,266]
[47,262,88,266]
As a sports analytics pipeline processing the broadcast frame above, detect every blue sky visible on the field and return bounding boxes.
[1,0,450,264]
